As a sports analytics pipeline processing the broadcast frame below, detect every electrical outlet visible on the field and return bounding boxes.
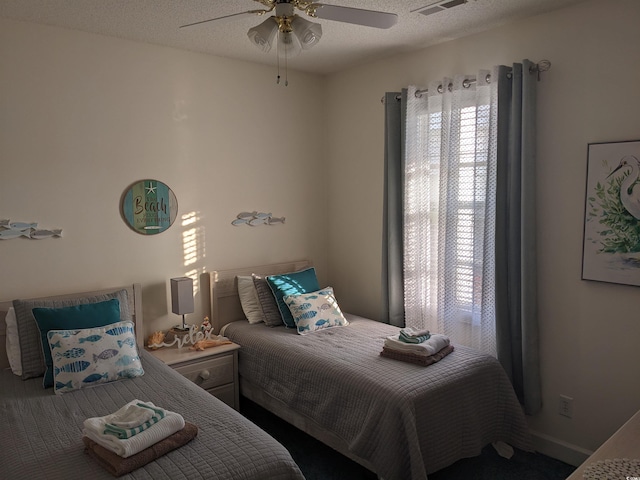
[559,395,573,418]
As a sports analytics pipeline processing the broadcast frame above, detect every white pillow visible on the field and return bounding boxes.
[5,308,22,376]
[48,321,143,395]
[283,287,349,335]
[237,275,264,324]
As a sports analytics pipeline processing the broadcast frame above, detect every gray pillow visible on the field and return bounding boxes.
[13,289,131,379]
[252,274,284,327]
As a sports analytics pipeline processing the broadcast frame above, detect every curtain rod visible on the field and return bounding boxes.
[381,60,551,104]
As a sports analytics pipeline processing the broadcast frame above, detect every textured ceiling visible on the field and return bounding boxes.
[0,0,587,75]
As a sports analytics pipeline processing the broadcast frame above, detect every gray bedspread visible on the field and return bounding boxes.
[224,315,532,480]
[0,349,304,480]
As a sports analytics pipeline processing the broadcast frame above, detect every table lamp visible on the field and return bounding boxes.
[171,277,194,332]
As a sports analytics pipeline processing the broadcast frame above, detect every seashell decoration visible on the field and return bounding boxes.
[147,331,166,349]
[147,323,228,350]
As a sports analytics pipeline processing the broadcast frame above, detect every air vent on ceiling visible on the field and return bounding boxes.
[412,0,468,17]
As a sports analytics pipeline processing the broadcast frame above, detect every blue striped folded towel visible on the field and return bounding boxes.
[103,402,166,439]
[399,327,431,344]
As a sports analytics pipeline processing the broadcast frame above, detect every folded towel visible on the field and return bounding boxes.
[384,333,450,356]
[104,403,166,439]
[107,403,155,428]
[400,327,431,338]
[399,330,431,344]
[381,344,454,366]
[83,400,185,458]
[83,422,198,477]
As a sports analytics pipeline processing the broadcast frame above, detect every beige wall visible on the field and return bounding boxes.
[0,18,328,338]
[325,0,640,463]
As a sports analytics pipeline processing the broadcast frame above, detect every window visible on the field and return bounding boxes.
[404,80,496,355]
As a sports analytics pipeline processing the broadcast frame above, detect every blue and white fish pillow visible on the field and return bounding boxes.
[47,321,143,394]
[283,287,349,335]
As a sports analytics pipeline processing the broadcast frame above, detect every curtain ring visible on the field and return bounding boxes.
[462,79,471,89]
[448,82,453,92]
[485,73,491,84]
[437,84,443,94]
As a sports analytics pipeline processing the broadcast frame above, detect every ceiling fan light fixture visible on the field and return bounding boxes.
[247,17,278,52]
[291,15,322,50]
[277,28,302,58]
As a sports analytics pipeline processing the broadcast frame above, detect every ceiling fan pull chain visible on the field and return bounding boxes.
[284,42,289,86]
[276,40,281,84]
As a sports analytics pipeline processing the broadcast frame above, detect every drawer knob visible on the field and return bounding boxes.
[199,369,211,380]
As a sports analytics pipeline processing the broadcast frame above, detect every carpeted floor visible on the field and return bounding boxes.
[240,397,576,480]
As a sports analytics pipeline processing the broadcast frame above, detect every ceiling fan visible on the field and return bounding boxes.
[180,1,398,84]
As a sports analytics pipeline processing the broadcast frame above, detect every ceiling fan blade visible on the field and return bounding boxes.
[180,9,269,29]
[310,4,398,29]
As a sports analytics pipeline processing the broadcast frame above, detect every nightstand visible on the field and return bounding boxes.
[147,342,241,410]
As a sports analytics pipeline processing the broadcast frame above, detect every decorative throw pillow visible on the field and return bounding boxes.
[48,321,143,395]
[237,275,264,324]
[33,299,122,388]
[252,274,284,327]
[283,287,349,335]
[13,288,131,380]
[266,268,320,328]
[5,307,22,376]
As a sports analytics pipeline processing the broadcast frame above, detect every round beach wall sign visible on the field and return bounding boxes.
[121,179,178,235]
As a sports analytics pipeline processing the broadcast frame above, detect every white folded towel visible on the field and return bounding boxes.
[384,334,450,356]
[108,403,156,428]
[82,400,185,458]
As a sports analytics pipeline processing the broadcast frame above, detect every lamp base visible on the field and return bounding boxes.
[172,324,191,332]
[168,326,192,348]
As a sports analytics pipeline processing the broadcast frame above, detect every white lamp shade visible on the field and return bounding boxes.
[292,15,322,50]
[277,29,302,58]
[247,17,278,52]
[171,277,194,315]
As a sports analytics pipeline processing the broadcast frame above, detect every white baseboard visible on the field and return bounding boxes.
[530,430,593,467]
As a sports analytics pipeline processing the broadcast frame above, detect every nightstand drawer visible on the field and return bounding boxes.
[208,384,235,408]
[173,353,234,391]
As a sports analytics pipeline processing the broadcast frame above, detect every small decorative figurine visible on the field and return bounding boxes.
[200,316,212,335]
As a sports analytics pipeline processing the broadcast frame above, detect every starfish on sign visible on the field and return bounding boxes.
[145,182,157,194]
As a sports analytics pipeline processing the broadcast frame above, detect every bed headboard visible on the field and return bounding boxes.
[210,260,311,333]
[0,284,143,371]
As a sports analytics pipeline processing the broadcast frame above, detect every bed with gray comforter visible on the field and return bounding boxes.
[223,314,532,480]
[0,349,304,480]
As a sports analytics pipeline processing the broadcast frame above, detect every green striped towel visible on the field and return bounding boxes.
[103,402,166,439]
[399,329,431,344]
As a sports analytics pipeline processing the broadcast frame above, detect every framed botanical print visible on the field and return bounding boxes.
[582,140,640,286]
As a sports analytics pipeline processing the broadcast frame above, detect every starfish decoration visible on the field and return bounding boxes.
[145,182,157,194]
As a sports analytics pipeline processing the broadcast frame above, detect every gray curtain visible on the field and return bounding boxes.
[382,91,405,327]
[383,63,541,414]
[495,60,542,415]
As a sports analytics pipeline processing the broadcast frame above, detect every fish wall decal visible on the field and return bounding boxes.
[231,212,286,226]
[0,229,31,240]
[31,229,63,239]
[0,219,63,240]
